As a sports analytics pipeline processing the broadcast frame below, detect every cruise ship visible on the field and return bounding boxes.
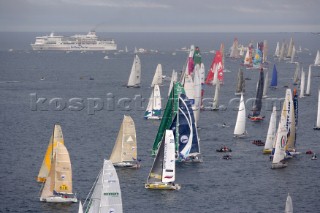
[31,31,117,51]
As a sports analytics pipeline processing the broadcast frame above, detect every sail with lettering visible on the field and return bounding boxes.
[37,124,64,182]
[40,142,77,202]
[205,50,223,85]
[85,160,123,212]
[145,85,162,120]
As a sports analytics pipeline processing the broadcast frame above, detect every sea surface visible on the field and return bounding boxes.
[0,32,319,213]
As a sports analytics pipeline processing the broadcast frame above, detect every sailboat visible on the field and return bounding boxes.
[78,201,83,213]
[151,64,163,87]
[270,64,278,89]
[243,48,253,68]
[151,83,202,162]
[234,93,247,138]
[299,68,305,98]
[248,68,265,121]
[314,89,320,130]
[206,50,224,85]
[145,130,180,190]
[278,42,285,62]
[285,193,293,213]
[286,37,294,59]
[127,54,141,88]
[193,64,202,124]
[37,124,64,182]
[211,79,220,110]
[293,62,300,85]
[84,160,123,212]
[271,89,292,169]
[263,106,277,154]
[289,45,296,63]
[39,142,77,202]
[110,115,140,168]
[305,65,312,96]
[314,50,320,66]
[229,38,240,58]
[235,68,245,96]
[262,40,268,64]
[274,42,280,57]
[145,84,162,120]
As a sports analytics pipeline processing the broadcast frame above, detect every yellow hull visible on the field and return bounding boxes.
[263,149,272,154]
[37,177,46,183]
[145,183,180,190]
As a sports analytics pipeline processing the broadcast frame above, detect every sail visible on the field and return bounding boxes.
[168,70,177,97]
[243,49,252,66]
[272,89,292,165]
[145,85,162,119]
[230,38,240,58]
[127,54,141,87]
[212,79,220,110]
[87,160,123,213]
[187,45,195,75]
[249,69,264,117]
[305,65,312,96]
[234,94,246,136]
[235,68,245,95]
[279,42,285,61]
[37,124,64,182]
[286,37,294,58]
[183,74,195,106]
[40,142,74,200]
[315,50,320,66]
[264,106,277,152]
[274,42,280,57]
[193,46,202,66]
[290,45,296,63]
[205,50,223,85]
[262,40,268,63]
[78,201,83,213]
[316,90,320,128]
[285,193,293,213]
[151,64,163,87]
[293,62,300,85]
[110,115,137,163]
[263,71,268,98]
[253,48,262,68]
[176,94,200,158]
[162,130,175,183]
[193,64,201,124]
[270,64,278,88]
[299,68,305,98]
[151,83,184,156]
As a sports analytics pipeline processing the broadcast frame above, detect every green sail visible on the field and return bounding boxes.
[193,46,202,65]
[151,82,185,156]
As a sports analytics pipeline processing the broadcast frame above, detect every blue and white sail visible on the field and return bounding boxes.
[145,84,162,120]
[270,64,278,88]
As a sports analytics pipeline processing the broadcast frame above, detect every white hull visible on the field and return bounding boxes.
[40,196,77,203]
[271,162,287,169]
[31,44,116,51]
[113,161,140,168]
[146,116,161,120]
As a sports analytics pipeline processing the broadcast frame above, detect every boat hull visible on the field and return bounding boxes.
[40,196,77,203]
[313,127,320,130]
[248,115,265,121]
[113,162,140,168]
[145,183,180,190]
[263,149,272,154]
[271,162,288,169]
[145,116,162,120]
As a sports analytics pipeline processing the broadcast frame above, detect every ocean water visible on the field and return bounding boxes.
[0,32,319,213]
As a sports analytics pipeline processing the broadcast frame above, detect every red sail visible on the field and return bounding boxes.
[205,50,223,84]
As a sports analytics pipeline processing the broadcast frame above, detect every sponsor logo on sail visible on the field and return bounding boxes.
[180,135,188,144]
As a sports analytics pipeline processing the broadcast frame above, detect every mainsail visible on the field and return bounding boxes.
[205,50,223,85]
[234,93,247,137]
[248,68,264,120]
[270,64,278,88]
[127,54,141,87]
[145,85,162,119]
[235,68,245,95]
[151,64,163,87]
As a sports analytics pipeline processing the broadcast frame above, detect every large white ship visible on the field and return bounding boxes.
[31,31,117,51]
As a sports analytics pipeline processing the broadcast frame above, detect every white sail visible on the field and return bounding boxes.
[127,54,141,87]
[290,45,296,63]
[168,70,177,97]
[293,62,300,85]
[286,37,294,58]
[272,89,292,169]
[234,93,247,137]
[162,130,175,183]
[151,64,163,87]
[305,65,312,96]
[110,115,138,167]
[230,38,240,58]
[315,90,320,129]
[263,40,268,63]
[299,68,305,98]
[314,50,320,66]
[243,49,251,65]
[279,42,285,61]
[145,85,162,119]
[193,64,201,124]
[274,42,280,57]
[212,79,220,110]
[263,71,268,98]
[200,63,205,84]
[285,193,293,213]
[263,106,277,153]
[78,201,83,213]
[87,160,123,213]
[183,74,195,107]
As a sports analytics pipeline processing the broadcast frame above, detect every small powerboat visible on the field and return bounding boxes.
[216,146,232,152]
[252,140,265,146]
[223,154,232,160]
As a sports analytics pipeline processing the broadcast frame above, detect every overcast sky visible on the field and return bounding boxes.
[0,0,319,32]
